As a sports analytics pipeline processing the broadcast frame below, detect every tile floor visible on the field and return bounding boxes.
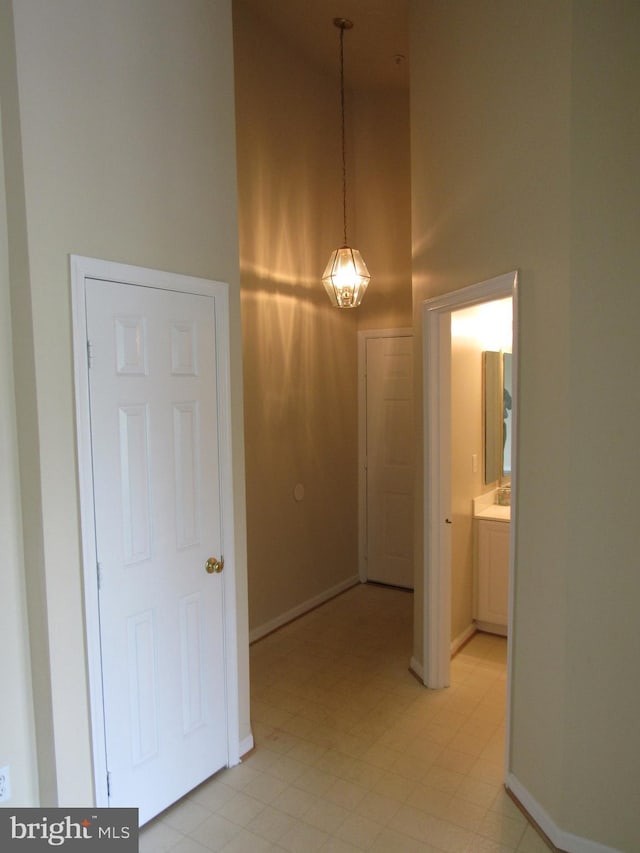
[140,583,552,853]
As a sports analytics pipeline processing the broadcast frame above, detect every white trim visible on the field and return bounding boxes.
[507,774,624,853]
[421,271,518,763]
[409,656,423,680]
[239,734,255,760]
[70,255,242,806]
[249,576,360,643]
[357,328,413,584]
[450,624,476,656]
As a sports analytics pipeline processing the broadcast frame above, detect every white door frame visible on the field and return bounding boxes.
[421,270,518,697]
[358,327,413,583]
[70,255,241,807]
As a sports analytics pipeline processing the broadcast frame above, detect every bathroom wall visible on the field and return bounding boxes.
[450,301,511,644]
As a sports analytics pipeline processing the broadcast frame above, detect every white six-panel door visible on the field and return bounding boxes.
[85,278,228,824]
[364,334,414,589]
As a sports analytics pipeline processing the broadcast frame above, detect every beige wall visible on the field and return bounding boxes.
[1,0,250,806]
[233,3,412,633]
[233,1,358,632]
[562,2,640,847]
[0,101,39,806]
[353,89,412,332]
[411,1,639,849]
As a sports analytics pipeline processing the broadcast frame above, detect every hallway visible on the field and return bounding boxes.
[141,584,550,852]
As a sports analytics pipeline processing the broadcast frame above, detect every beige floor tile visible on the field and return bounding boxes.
[251,702,294,729]
[278,819,330,852]
[303,797,351,833]
[320,838,364,853]
[387,803,437,842]
[354,790,403,825]
[443,796,487,832]
[241,749,280,774]
[434,747,479,776]
[219,828,274,852]
[468,757,505,785]
[188,813,243,851]
[361,743,401,771]
[369,826,439,853]
[313,749,353,777]
[270,785,316,819]
[447,732,491,758]
[242,772,290,805]
[264,754,309,785]
[170,836,218,853]
[516,824,555,852]
[139,819,184,853]
[478,809,528,849]
[340,758,387,790]
[188,779,237,813]
[322,777,369,811]
[456,776,503,810]
[285,739,329,767]
[262,731,305,755]
[422,764,466,795]
[332,732,373,759]
[218,763,262,792]
[279,714,319,739]
[371,770,418,803]
[390,751,431,782]
[160,798,211,833]
[217,791,266,827]
[336,812,385,849]
[140,589,542,853]
[406,783,452,817]
[293,766,338,796]
[246,805,300,843]
[489,790,528,825]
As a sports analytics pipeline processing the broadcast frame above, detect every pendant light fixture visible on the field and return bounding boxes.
[322,17,370,309]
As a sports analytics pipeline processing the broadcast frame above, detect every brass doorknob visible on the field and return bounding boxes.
[205,557,224,574]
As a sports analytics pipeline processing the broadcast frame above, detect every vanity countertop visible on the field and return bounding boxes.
[474,504,511,522]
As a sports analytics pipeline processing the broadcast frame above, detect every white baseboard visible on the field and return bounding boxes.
[409,656,424,681]
[507,773,623,853]
[475,618,507,637]
[239,734,254,759]
[249,576,361,643]
[450,623,476,656]
[410,624,477,684]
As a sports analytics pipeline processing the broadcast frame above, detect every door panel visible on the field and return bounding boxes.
[365,335,414,588]
[86,279,227,824]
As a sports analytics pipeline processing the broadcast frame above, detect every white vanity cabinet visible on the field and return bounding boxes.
[474,515,510,636]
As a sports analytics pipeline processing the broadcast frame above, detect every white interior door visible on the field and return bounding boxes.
[365,334,414,588]
[86,278,228,824]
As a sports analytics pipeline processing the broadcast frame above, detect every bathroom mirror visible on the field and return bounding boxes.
[483,351,512,483]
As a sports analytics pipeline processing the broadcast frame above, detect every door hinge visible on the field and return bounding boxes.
[87,339,93,368]
[106,771,111,798]
[97,561,103,590]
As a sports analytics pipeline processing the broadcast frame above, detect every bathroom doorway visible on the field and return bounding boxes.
[421,271,518,707]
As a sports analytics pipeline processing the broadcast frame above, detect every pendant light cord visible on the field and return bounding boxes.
[339,24,347,247]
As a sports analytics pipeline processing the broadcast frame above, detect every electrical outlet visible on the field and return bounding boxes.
[0,766,11,803]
